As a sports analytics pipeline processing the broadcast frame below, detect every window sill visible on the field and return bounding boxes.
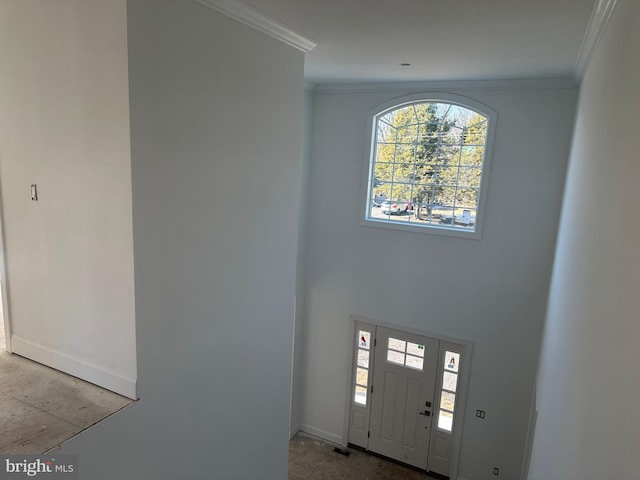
[361,217,483,240]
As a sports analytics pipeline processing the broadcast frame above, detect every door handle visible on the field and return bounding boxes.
[418,410,431,416]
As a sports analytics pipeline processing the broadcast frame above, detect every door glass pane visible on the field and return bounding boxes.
[388,337,406,352]
[405,355,424,370]
[387,350,405,365]
[356,367,368,387]
[357,349,370,368]
[406,342,425,357]
[438,410,453,432]
[440,391,456,412]
[438,349,461,433]
[442,371,458,392]
[355,385,367,405]
[359,331,371,349]
[444,351,460,372]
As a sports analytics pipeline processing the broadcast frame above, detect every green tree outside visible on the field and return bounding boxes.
[371,102,487,226]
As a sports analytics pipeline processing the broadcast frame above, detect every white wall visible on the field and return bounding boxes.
[529,1,640,479]
[291,85,315,437]
[0,0,137,397]
[57,1,305,478]
[301,82,577,479]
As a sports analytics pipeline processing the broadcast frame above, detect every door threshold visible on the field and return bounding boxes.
[346,443,448,479]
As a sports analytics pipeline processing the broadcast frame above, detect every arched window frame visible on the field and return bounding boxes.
[361,93,497,239]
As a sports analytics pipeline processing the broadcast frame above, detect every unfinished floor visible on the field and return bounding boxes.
[289,432,435,480]
[0,349,132,454]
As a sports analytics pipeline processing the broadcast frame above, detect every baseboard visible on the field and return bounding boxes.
[299,424,344,446]
[10,335,137,399]
[289,424,300,440]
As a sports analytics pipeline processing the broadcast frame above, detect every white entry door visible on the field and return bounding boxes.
[368,326,439,470]
[348,322,465,478]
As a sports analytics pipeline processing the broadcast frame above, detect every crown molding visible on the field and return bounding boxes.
[313,77,578,95]
[193,0,317,53]
[574,0,618,81]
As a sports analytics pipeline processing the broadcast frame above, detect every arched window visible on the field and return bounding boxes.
[364,95,495,237]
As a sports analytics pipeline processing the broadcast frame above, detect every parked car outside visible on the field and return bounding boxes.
[381,200,412,215]
[372,194,387,207]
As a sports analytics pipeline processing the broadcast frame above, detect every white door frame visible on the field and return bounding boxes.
[0,185,12,353]
[346,314,472,480]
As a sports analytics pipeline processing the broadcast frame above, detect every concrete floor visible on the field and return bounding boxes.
[0,349,132,454]
[289,432,436,480]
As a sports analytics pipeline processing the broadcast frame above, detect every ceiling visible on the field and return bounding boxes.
[241,0,597,84]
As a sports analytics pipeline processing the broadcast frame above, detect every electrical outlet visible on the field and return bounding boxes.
[476,410,486,419]
[493,467,500,475]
